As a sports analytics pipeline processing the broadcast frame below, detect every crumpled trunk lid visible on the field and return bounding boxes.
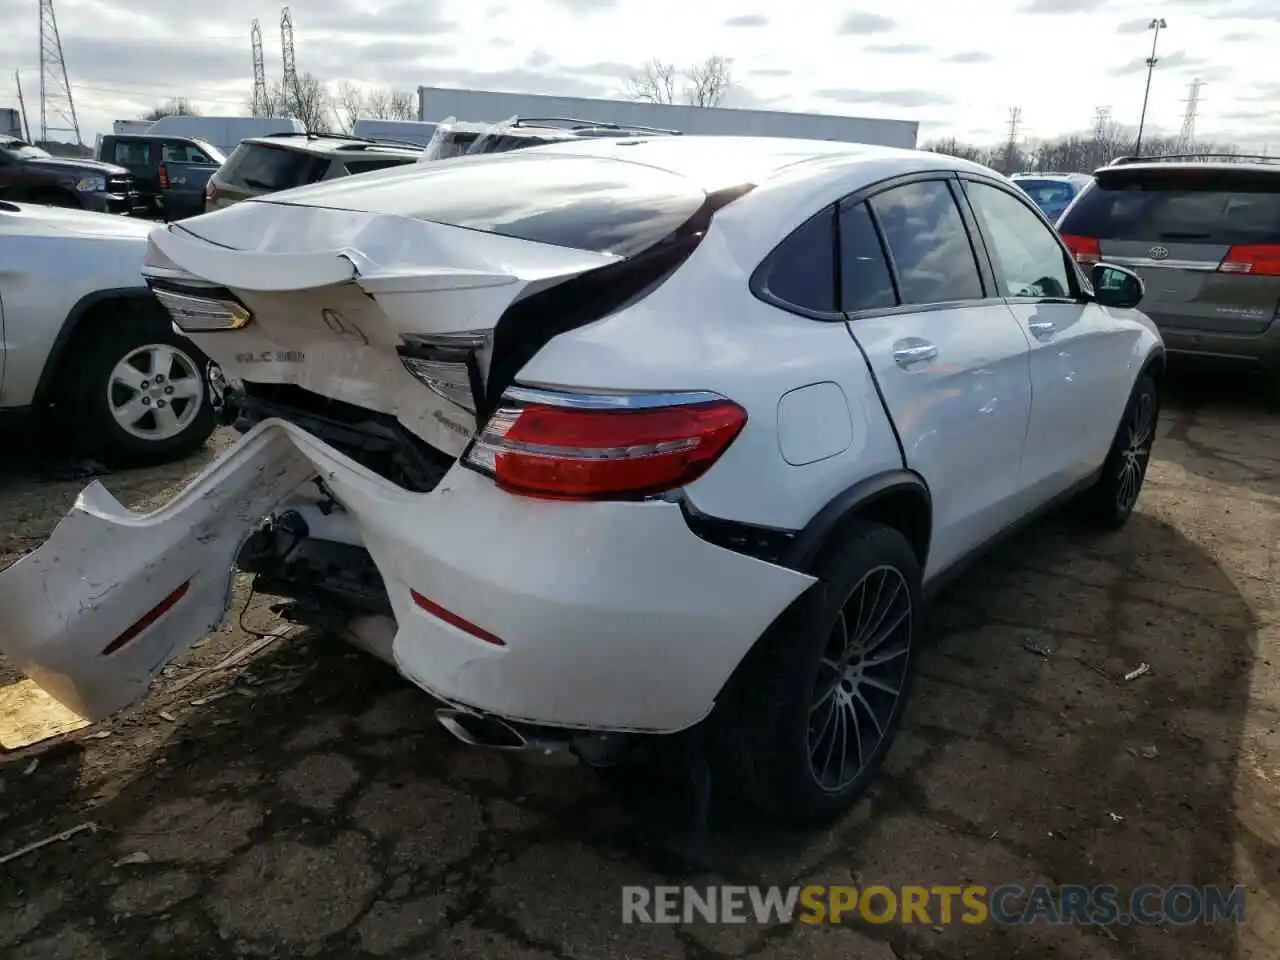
[143,200,619,458]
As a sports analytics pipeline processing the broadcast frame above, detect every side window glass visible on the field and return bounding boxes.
[868,181,984,305]
[763,207,837,313]
[966,181,1073,299]
[838,201,897,311]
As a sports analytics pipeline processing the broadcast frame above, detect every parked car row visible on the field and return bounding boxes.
[0,134,1166,830]
[1012,155,1280,384]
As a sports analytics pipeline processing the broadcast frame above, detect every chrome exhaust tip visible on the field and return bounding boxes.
[434,708,578,765]
[435,708,527,749]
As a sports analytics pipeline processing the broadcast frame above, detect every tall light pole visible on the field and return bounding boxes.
[1134,17,1166,157]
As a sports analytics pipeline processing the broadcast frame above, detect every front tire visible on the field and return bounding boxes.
[58,304,217,468]
[715,521,921,825]
[1078,373,1159,530]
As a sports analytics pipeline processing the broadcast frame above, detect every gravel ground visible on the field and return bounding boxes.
[0,376,1277,960]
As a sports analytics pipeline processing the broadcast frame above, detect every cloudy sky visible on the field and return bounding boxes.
[2,0,1278,149]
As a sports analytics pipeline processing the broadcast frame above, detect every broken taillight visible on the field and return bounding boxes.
[1218,244,1280,277]
[463,387,747,501]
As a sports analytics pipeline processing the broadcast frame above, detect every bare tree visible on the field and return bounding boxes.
[684,55,734,108]
[364,87,417,121]
[626,58,679,104]
[334,81,366,134]
[141,98,200,121]
[626,55,732,107]
[925,128,1245,175]
[333,84,417,133]
[267,72,331,134]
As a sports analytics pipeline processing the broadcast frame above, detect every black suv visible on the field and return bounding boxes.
[205,119,681,212]
[1058,153,1280,381]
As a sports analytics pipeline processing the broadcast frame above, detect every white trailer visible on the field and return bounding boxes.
[1,107,22,139]
[416,86,917,149]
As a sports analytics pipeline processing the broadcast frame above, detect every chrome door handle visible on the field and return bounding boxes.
[1027,319,1056,339]
[893,343,938,367]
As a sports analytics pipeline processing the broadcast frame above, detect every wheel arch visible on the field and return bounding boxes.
[780,470,933,575]
[31,287,161,409]
[1139,344,1166,393]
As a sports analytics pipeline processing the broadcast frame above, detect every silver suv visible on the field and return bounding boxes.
[1057,154,1280,382]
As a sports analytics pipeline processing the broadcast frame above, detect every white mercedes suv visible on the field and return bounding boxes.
[0,136,1163,825]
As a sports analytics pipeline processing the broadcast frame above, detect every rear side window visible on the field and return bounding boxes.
[343,156,417,174]
[1061,170,1280,244]
[868,180,984,304]
[219,144,329,191]
[760,208,837,312]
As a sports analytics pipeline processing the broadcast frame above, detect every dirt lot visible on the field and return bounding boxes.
[1,378,1277,960]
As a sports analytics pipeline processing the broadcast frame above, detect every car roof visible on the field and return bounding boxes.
[243,133,423,156]
[514,135,981,190]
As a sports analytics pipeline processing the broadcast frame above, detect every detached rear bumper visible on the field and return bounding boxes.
[0,420,813,733]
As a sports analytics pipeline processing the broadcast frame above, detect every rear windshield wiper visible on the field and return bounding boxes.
[1158,231,1214,240]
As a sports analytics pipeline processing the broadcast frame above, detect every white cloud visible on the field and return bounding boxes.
[1,0,1276,151]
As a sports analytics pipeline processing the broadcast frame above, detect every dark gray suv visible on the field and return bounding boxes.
[1058,155,1280,382]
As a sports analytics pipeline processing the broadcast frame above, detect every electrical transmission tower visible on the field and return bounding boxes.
[1176,77,1203,152]
[250,19,269,117]
[1092,106,1112,141]
[280,7,298,113]
[1004,107,1022,172]
[38,0,81,145]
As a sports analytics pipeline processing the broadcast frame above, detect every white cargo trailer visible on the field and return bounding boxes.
[416,87,917,149]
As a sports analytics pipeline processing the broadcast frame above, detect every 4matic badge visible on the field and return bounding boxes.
[235,350,305,363]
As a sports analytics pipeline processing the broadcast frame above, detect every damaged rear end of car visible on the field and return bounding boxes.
[0,145,814,745]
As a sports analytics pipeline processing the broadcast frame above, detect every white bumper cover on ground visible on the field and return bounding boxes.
[0,420,814,732]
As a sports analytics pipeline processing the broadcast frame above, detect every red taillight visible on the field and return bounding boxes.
[157,164,170,190]
[205,179,217,203]
[1218,244,1280,277]
[1061,234,1101,264]
[463,390,748,501]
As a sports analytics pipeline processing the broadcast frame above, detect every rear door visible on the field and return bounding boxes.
[1058,165,1280,338]
[840,177,1033,579]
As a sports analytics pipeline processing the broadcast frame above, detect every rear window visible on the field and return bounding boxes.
[343,156,417,174]
[1014,179,1077,207]
[1061,169,1280,244]
[219,143,330,192]
[401,155,707,257]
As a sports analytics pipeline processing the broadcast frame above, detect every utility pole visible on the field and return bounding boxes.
[1134,17,1167,157]
[15,70,32,141]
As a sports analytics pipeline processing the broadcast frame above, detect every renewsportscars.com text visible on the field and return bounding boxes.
[621,884,1246,927]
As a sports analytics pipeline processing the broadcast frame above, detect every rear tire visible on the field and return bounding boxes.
[57,303,217,468]
[1077,373,1159,530]
[713,521,921,826]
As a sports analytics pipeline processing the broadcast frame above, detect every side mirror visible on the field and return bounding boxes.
[1090,263,1144,309]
